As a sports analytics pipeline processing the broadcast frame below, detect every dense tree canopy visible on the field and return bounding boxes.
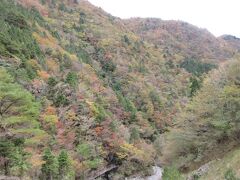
[0,68,45,140]
[0,0,240,179]
[161,58,240,171]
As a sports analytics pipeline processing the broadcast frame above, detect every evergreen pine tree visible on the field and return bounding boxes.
[58,150,71,179]
[41,148,58,180]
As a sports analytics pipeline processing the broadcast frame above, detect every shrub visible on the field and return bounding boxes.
[54,94,69,107]
[77,143,92,159]
[123,35,131,45]
[162,166,183,180]
[51,30,60,40]
[116,92,137,122]
[65,72,78,88]
[110,120,117,132]
[50,0,57,8]
[149,90,163,110]
[62,54,72,69]
[130,127,140,143]
[58,3,67,12]
[112,79,122,91]
[77,143,102,170]
[224,168,239,180]
[42,115,58,134]
[40,0,46,5]
[101,60,116,73]
[47,77,58,87]
[84,158,102,169]
[189,76,202,97]
[5,12,29,29]
[79,12,86,24]
[96,48,116,74]
[92,103,108,123]
[79,49,91,63]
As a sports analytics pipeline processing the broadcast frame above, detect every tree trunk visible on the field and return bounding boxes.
[4,160,9,176]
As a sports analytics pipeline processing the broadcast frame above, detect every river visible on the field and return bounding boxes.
[127,166,163,180]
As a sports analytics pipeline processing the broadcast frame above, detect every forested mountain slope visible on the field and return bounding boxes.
[124,18,240,60]
[0,0,239,179]
[161,56,240,174]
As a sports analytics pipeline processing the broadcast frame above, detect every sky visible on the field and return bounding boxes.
[88,0,240,37]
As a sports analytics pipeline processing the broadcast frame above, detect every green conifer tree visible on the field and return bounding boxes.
[41,148,58,180]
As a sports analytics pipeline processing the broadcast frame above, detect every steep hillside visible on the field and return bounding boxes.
[124,18,239,60]
[160,56,240,173]
[184,147,240,179]
[0,0,239,179]
[0,0,190,179]
[199,148,240,179]
[220,35,240,52]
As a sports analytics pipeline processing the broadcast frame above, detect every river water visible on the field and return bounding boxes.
[127,166,163,180]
